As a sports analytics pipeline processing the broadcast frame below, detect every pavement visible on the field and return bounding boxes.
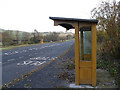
[2,40,74,86]
[9,42,75,88]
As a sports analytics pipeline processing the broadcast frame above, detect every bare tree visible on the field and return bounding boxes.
[91,0,120,59]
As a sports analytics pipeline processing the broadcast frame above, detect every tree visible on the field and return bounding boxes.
[15,30,20,44]
[30,29,44,44]
[91,0,120,59]
[2,30,14,46]
[44,32,59,42]
[22,32,31,44]
[66,34,73,40]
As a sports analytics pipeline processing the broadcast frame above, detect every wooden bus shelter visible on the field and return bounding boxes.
[49,17,98,86]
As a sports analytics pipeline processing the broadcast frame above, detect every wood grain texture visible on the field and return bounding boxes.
[80,68,92,84]
[80,61,92,68]
[83,54,91,60]
[75,22,80,85]
[91,23,97,86]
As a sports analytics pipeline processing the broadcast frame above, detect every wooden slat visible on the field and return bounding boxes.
[91,23,97,86]
[79,22,92,27]
[84,54,91,60]
[80,61,92,68]
[75,22,80,85]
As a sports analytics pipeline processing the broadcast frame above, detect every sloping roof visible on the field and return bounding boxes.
[49,17,98,24]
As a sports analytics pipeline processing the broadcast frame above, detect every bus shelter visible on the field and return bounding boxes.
[49,17,98,86]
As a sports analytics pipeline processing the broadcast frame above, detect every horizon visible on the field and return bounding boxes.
[0,0,118,33]
[0,28,75,34]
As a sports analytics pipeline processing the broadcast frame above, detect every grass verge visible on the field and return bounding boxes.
[1,44,37,50]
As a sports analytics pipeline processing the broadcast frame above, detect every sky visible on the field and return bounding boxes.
[0,0,118,33]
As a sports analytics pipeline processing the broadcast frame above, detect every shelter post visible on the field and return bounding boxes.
[91,23,97,86]
[75,22,80,85]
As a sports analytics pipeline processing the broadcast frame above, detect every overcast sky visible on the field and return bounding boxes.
[0,0,117,33]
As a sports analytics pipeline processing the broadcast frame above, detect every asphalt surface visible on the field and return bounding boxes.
[10,42,75,88]
[2,40,74,85]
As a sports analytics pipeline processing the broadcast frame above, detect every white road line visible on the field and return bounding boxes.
[8,59,15,62]
[17,63,20,65]
[19,56,23,59]
[23,61,33,65]
[4,53,9,55]
[29,49,32,50]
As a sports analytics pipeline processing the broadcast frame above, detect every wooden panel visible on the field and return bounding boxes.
[91,23,97,86]
[75,22,80,85]
[84,54,91,60]
[80,61,92,68]
[80,68,92,84]
[79,22,92,27]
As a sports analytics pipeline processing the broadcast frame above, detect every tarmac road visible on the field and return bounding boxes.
[2,40,74,85]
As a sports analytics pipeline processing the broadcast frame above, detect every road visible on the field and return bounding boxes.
[2,40,74,85]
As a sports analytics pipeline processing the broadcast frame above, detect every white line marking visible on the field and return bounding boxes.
[8,59,15,62]
[24,61,33,65]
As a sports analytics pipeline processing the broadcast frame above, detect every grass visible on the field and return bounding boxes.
[1,44,37,50]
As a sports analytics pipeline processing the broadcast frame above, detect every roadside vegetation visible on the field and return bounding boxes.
[1,29,74,50]
[91,0,120,87]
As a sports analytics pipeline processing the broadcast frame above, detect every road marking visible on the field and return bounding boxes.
[19,56,24,59]
[48,59,51,60]
[30,61,46,66]
[8,59,15,61]
[15,51,18,53]
[23,50,27,52]
[17,56,58,66]
[24,61,33,65]
[17,61,46,66]
[3,43,62,56]
[29,49,32,50]
[4,53,9,55]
